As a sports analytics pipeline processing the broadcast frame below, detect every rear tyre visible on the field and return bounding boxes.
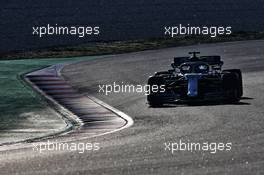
[223,69,243,97]
[222,71,241,103]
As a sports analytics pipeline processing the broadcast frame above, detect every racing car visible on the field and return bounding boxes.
[147,52,243,106]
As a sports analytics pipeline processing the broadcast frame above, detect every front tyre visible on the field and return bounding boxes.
[147,76,165,107]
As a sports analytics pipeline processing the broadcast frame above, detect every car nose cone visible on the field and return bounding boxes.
[184,74,203,97]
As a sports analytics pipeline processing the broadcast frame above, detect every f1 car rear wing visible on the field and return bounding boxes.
[173,55,223,67]
[200,56,223,65]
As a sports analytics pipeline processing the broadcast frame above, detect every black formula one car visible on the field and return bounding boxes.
[147,52,243,106]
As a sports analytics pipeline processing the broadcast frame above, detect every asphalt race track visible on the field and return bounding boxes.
[1,40,264,174]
